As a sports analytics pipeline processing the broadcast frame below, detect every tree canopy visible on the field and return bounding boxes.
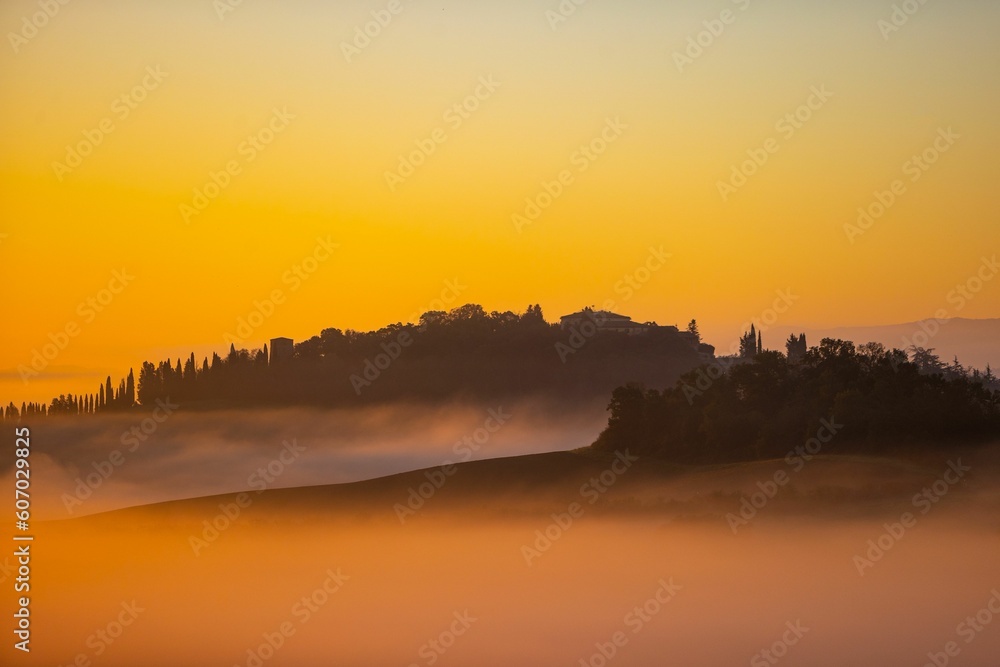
[594,339,1000,463]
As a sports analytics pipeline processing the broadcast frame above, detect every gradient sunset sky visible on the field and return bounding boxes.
[1,0,998,403]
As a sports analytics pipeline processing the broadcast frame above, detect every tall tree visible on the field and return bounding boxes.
[739,325,758,358]
[686,319,700,342]
[137,361,158,406]
[125,369,136,406]
[184,354,197,388]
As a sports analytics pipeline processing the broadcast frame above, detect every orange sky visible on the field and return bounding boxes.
[1,0,998,404]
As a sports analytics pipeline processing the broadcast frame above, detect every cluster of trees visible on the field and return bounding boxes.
[3,372,136,422]
[594,340,1000,463]
[907,347,998,385]
[1,304,705,420]
[131,304,701,406]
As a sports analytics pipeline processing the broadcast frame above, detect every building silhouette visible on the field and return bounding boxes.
[560,308,714,360]
[270,337,295,364]
[560,308,649,335]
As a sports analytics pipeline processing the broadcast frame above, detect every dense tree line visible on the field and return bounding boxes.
[132,304,700,407]
[594,340,1000,463]
[1,305,705,420]
[3,370,135,422]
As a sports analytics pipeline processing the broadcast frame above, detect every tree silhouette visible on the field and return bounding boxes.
[595,338,1000,463]
[686,319,700,342]
[908,346,946,375]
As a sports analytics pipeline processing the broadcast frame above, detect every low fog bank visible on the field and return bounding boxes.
[62,439,1000,540]
[4,399,609,519]
[12,447,1000,667]
[9,393,1000,529]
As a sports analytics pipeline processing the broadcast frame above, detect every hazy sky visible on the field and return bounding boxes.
[2,0,998,403]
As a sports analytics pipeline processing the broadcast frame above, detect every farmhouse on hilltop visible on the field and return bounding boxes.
[560,308,714,361]
[559,309,649,335]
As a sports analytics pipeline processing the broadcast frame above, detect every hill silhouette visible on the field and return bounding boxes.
[3,304,706,419]
[42,442,1000,531]
[594,338,1000,464]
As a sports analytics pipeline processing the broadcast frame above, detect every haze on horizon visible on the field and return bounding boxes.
[1,0,998,404]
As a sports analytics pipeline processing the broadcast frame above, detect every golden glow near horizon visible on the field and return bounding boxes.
[1,0,999,403]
